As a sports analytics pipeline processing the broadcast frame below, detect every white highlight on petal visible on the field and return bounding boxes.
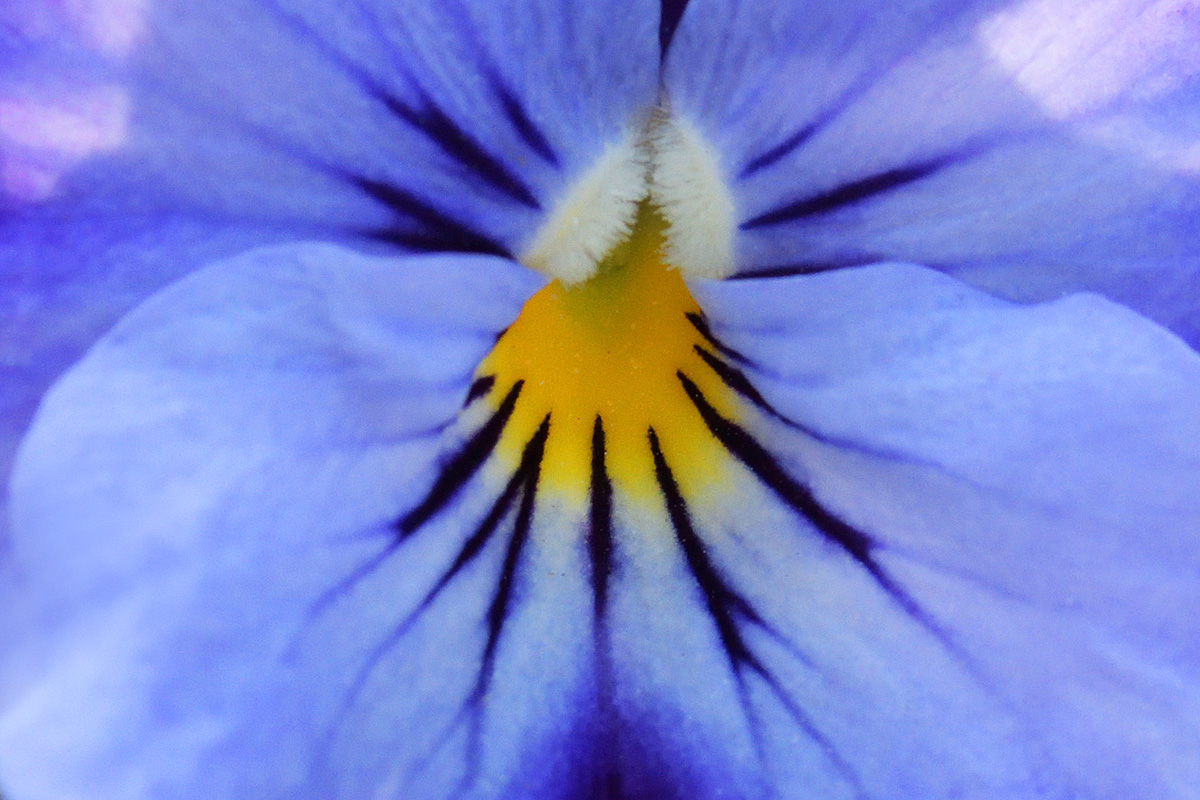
[519,135,647,285]
[64,0,149,58]
[1085,114,1200,176]
[979,0,1200,119]
[2,0,148,58]
[649,114,736,280]
[0,85,130,202]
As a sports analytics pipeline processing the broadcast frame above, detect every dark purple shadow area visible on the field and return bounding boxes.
[660,0,692,58]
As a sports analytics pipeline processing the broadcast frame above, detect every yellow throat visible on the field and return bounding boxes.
[476,203,740,506]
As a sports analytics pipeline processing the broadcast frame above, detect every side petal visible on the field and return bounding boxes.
[0,243,620,800]
[664,0,1200,348]
[676,264,1200,798]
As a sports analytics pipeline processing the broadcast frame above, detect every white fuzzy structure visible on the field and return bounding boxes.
[649,115,736,280]
[520,135,647,285]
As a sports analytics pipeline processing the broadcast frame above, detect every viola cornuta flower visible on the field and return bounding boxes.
[4,0,1200,797]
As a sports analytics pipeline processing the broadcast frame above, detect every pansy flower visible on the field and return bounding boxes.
[3,0,1200,797]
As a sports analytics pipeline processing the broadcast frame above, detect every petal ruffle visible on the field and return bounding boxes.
[665,0,1200,348]
[0,243,634,800]
[676,264,1200,798]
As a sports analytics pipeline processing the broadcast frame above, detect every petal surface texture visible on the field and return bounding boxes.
[9,250,1200,798]
[683,263,1200,798]
[0,243,576,799]
[1,0,660,538]
[664,0,1200,348]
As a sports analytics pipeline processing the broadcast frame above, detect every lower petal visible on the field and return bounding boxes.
[0,242,639,799]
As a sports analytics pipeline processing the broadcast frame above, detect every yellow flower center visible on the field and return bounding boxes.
[476,203,740,506]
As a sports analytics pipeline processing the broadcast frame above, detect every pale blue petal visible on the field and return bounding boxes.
[0,218,290,548]
[675,264,1200,798]
[666,0,1200,347]
[0,243,626,800]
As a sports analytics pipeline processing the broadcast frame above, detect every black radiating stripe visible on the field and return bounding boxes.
[685,312,751,366]
[463,375,496,407]
[588,416,615,620]
[681,375,969,678]
[693,346,775,415]
[354,177,510,257]
[679,369,946,635]
[328,417,548,756]
[660,0,692,57]
[677,372,879,575]
[377,91,541,210]
[649,428,763,667]
[729,257,879,280]
[739,124,818,179]
[649,426,869,796]
[396,381,523,536]
[494,80,560,167]
[476,415,550,695]
[648,429,864,791]
[742,161,945,229]
[423,453,530,606]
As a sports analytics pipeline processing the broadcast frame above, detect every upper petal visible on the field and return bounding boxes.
[5,0,661,246]
[664,0,1200,348]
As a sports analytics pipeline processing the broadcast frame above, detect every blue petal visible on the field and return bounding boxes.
[676,264,1200,797]
[1,0,660,535]
[0,243,631,799]
[6,0,660,248]
[665,0,1200,348]
[0,218,290,548]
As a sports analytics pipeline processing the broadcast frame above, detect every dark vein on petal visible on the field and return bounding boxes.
[649,428,865,797]
[677,371,927,623]
[493,78,560,167]
[587,415,623,795]
[729,257,881,280]
[649,428,766,663]
[135,19,505,258]
[400,0,561,168]
[588,416,615,621]
[354,177,511,258]
[689,336,1006,490]
[327,462,526,741]
[686,312,752,366]
[290,540,402,655]
[674,377,1025,783]
[660,0,693,59]
[320,418,548,784]
[742,160,948,229]
[690,343,893,466]
[459,415,550,789]
[741,670,870,800]
[396,380,523,537]
[739,123,820,179]
[376,91,542,209]
[260,0,541,211]
[478,416,547,690]
[727,2,993,182]
[693,345,774,413]
[463,375,496,408]
[692,343,891,464]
